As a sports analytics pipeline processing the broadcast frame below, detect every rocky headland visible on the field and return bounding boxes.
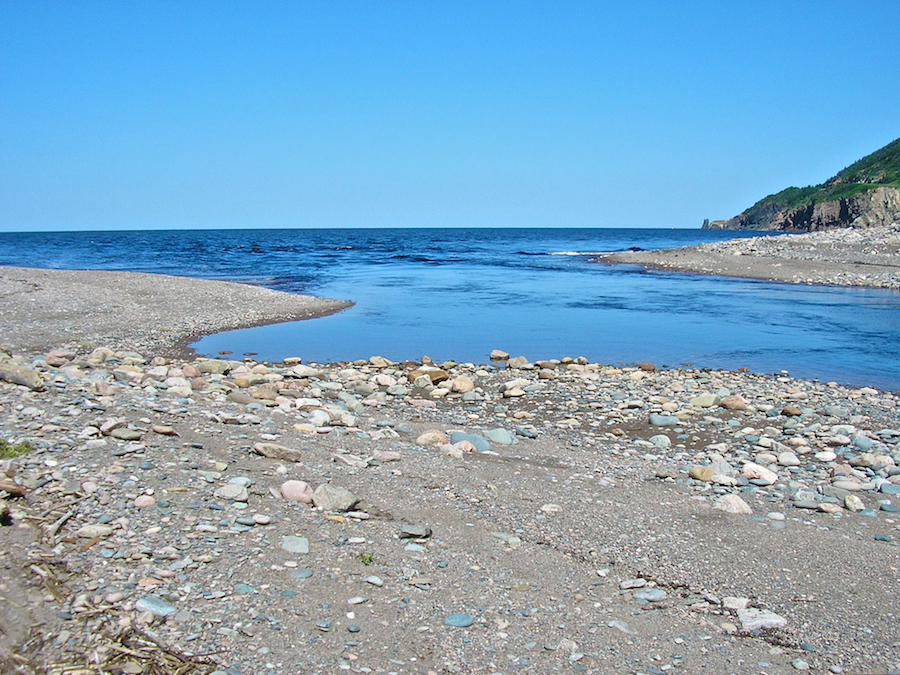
[703,137,900,233]
[597,224,900,288]
[1,268,899,674]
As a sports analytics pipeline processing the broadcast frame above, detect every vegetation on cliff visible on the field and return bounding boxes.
[749,137,900,213]
[706,138,900,230]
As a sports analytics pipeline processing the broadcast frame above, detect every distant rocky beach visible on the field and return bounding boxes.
[1,264,900,674]
[597,224,900,288]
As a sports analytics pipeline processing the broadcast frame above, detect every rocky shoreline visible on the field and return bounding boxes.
[1,267,900,674]
[2,339,900,673]
[596,225,900,288]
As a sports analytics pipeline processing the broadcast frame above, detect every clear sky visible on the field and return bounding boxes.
[2,1,899,232]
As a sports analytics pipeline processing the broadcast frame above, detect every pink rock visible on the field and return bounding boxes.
[719,395,747,411]
[372,450,401,462]
[416,430,449,446]
[45,349,75,367]
[133,495,156,509]
[714,494,752,515]
[451,376,475,393]
[741,461,778,485]
[281,480,314,504]
[182,364,201,378]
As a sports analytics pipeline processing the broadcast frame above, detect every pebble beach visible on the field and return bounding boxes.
[1,264,900,675]
[597,224,900,288]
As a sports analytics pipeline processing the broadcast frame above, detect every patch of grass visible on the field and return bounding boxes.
[355,552,374,566]
[0,440,32,458]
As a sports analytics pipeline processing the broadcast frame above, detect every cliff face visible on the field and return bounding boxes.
[705,137,900,231]
[710,186,900,232]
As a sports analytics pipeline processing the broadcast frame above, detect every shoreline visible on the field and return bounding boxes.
[595,225,900,288]
[0,265,353,359]
[1,342,899,673]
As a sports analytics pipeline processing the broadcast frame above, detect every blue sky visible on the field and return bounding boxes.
[1,1,899,231]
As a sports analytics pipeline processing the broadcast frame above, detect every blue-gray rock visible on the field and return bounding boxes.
[449,432,492,453]
[879,483,900,495]
[444,613,475,627]
[135,595,177,617]
[634,589,667,602]
[312,484,359,512]
[516,426,538,439]
[400,525,432,539]
[290,568,313,579]
[281,536,309,554]
[649,434,671,448]
[649,414,679,427]
[234,583,255,594]
[483,428,517,445]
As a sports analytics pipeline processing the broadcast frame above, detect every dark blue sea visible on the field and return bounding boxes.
[1,228,899,390]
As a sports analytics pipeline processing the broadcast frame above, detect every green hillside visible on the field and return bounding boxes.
[744,137,900,214]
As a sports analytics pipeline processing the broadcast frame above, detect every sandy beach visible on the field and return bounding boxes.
[1,266,900,675]
[596,225,900,288]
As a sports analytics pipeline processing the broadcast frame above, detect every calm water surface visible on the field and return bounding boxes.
[1,228,898,389]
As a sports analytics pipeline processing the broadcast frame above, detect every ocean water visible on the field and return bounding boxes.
[1,227,899,390]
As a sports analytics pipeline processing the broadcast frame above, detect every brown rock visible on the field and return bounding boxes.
[182,364,201,378]
[451,375,475,393]
[719,395,747,411]
[689,466,715,482]
[416,430,449,446]
[782,405,803,416]
[253,442,304,462]
[638,362,656,372]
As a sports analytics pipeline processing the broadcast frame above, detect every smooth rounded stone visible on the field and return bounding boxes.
[290,568,313,579]
[235,517,256,526]
[815,451,838,462]
[416,430,449,447]
[281,536,310,554]
[280,480,314,504]
[133,495,156,509]
[649,414,679,427]
[844,494,865,513]
[365,575,384,586]
[135,595,177,617]
[347,596,368,605]
[649,434,671,448]
[858,508,878,518]
[234,583,255,594]
[778,452,801,467]
[832,480,862,492]
[444,613,475,627]
[197,359,232,375]
[619,578,647,590]
[690,394,721,408]
[483,428,516,445]
[714,494,753,515]
[689,466,714,482]
[792,658,811,670]
[633,588,667,603]
[822,405,850,418]
[312,484,359,512]
[450,375,475,393]
[213,484,248,502]
[449,432,492,453]
[793,500,818,510]
[76,524,113,538]
[738,608,787,631]
[229,476,253,488]
[767,512,786,521]
[347,624,361,633]
[818,502,842,514]
[880,502,899,512]
[849,452,876,467]
[386,384,410,396]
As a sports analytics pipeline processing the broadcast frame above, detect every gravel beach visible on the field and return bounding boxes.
[0,266,353,358]
[1,266,900,675]
[596,225,900,288]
